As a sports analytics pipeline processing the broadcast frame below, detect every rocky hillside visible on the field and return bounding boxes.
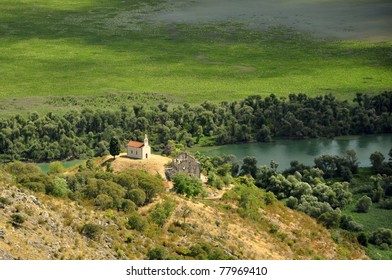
[0,173,367,260]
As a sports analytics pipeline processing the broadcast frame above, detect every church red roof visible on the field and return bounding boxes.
[127,141,144,148]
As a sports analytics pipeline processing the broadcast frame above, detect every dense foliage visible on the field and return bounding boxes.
[1,92,391,162]
[3,161,164,213]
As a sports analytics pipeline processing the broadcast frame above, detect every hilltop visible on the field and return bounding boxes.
[100,153,171,179]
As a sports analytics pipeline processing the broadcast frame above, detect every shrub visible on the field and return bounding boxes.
[340,215,363,232]
[173,172,203,197]
[11,214,25,225]
[187,242,234,260]
[121,199,137,213]
[150,204,168,227]
[150,199,176,227]
[357,232,368,247]
[23,182,46,193]
[379,197,392,209]
[125,235,134,244]
[318,211,341,228]
[371,186,384,203]
[0,197,11,208]
[369,228,392,246]
[127,188,146,206]
[81,223,102,240]
[94,194,114,210]
[47,177,70,198]
[355,195,372,213]
[147,247,169,260]
[297,195,333,218]
[286,196,298,209]
[264,191,277,205]
[48,161,64,174]
[127,214,147,232]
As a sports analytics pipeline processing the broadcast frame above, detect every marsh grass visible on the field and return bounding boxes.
[0,0,391,112]
[344,202,392,232]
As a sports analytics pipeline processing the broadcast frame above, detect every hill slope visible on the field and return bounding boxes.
[0,176,366,260]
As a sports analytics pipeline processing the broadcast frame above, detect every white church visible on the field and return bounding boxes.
[127,134,151,160]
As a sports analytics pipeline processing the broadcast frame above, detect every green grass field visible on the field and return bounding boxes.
[0,0,391,112]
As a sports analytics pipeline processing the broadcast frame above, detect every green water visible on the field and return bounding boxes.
[202,134,392,170]
[36,159,85,173]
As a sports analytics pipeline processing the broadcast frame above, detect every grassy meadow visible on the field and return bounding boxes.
[0,0,391,115]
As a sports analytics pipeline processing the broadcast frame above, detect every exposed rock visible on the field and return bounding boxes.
[29,195,41,206]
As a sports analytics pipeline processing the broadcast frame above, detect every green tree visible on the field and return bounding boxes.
[356,195,372,213]
[47,177,70,198]
[172,172,203,197]
[81,223,102,240]
[127,188,146,206]
[121,199,137,213]
[369,228,392,246]
[357,232,368,246]
[48,161,64,175]
[370,151,385,173]
[318,210,341,228]
[94,194,114,210]
[150,204,169,227]
[181,205,192,224]
[240,156,258,178]
[127,214,147,232]
[286,196,298,209]
[109,137,121,159]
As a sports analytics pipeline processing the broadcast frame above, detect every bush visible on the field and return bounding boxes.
[318,211,341,228]
[11,214,25,225]
[187,242,234,260]
[121,199,137,213]
[369,228,392,246]
[340,215,364,232]
[150,204,168,227]
[81,223,102,240]
[47,177,70,198]
[48,161,64,174]
[173,172,203,197]
[297,195,333,218]
[94,194,114,210]
[379,197,392,209]
[286,196,298,209]
[150,199,176,227]
[127,214,147,232]
[0,197,11,208]
[147,247,169,260]
[127,188,146,206]
[357,232,368,247]
[355,195,372,213]
[125,235,134,244]
[23,182,46,193]
[264,191,277,205]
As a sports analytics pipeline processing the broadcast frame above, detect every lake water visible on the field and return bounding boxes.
[202,134,392,170]
[36,159,85,173]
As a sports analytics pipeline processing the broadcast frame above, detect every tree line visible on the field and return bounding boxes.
[0,91,391,162]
